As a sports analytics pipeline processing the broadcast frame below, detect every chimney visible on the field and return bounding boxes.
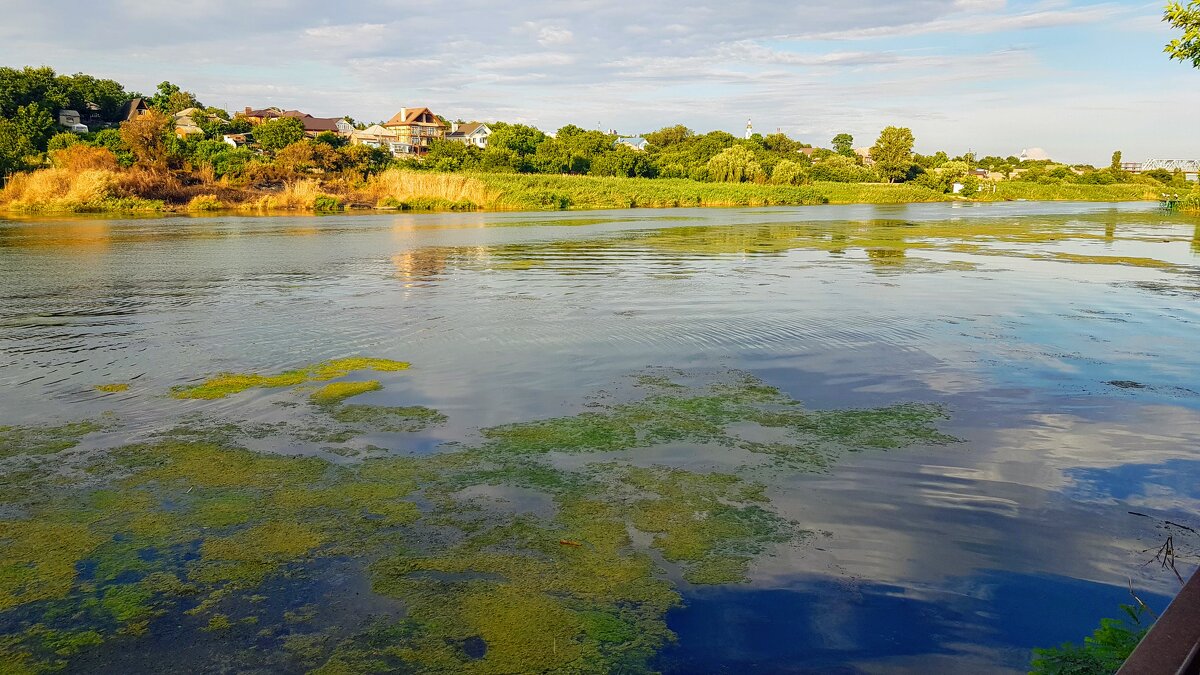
[399,107,407,122]
[245,106,252,116]
[451,121,459,132]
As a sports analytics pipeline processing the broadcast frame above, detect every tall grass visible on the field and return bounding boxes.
[1177,189,1200,214]
[0,168,161,212]
[365,170,502,209]
[471,173,835,210]
[977,182,1158,202]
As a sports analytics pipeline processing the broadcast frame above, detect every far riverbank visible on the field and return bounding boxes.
[0,168,1167,217]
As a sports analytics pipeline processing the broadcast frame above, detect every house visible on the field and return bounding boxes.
[57,110,88,134]
[243,107,284,124]
[118,98,151,122]
[615,136,647,151]
[447,122,491,148]
[173,107,208,138]
[853,147,876,166]
[799,147,817,159]
[243,107,352,137]
[382,107,447,155]
[223,133,253,148]
[350,124,406,156]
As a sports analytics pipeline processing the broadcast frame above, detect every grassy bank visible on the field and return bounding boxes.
[976,181,1159,202]
[0,167,1159,216]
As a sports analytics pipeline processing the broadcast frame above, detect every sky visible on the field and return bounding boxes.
[1,0,1197,164]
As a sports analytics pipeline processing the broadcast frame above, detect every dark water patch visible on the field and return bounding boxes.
[656,572,1173,674]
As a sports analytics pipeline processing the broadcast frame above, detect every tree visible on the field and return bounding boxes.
[487,122,547,156]
[770,159,809,185]
[1111,150,1122,170]
[706,145,764,183]
[832,133,854,156]
[119,109,172,167]
[254,117,306,151]
[148,81,201,115]
[0,118,34,176]
[644,124,693,149]
[12,103,56,150]
[1165,1,1200,67]
[870,126,915,183]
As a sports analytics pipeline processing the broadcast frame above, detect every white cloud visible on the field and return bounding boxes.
[0,0,1190,162]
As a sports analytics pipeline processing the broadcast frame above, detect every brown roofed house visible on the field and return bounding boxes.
[118,98,151,122]
[382,107,447,155]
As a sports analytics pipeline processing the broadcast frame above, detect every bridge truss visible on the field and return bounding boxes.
[1140,159,1200,172]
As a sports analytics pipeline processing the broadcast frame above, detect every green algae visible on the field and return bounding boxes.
[0,420,103,458]
[0,521,104,612]
[310,380,382,405]
[0,367,958,673]
[94,383,129,393]
[170,357,410,400]
[328,405,447,433]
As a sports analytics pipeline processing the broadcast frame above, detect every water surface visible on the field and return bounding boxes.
[2,202,1199,673]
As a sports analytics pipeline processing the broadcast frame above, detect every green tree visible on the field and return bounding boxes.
[148,81,201,115]
[832,133,854,156]
[487,122,547,156]
[1165,1,1200,67]
[644,124,693,149]
[254,117,306,151]
[0,117,35,176]
[706,145,764,183]
[870,126,915,183]
[770,159,809,185]
[46,132,79,152]
[590,145,657,178]
[1111,150,1122,170]
[13,103,56,150]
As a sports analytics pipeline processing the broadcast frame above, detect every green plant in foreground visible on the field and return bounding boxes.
[1030,604,1150,674]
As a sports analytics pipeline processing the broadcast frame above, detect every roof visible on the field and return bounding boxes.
[455,122,488,135]
[302,117,342,133]
[118,98,148,121]
[384,107,446,128]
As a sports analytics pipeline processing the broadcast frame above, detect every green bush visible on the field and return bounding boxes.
[312,195,342,211]
[1030,604,1149,675]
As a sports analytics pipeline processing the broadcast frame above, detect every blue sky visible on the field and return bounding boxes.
[1,0,1196,163]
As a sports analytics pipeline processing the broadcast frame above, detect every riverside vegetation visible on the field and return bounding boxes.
[0,66,1175,216]
[0,357,960,673]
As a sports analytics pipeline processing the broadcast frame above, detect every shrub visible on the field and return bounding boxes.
[188,194,224,211]
[47,132,80,152]
[312,195,342,211]
[770,160,809,186]
[50,145,119,172]
[707,146,764,183]
[811,155,877,183]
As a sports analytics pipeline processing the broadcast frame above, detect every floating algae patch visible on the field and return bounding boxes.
[171,357,410,400]
[0,368,958,673]
[328,405,448,433]
[475,370,956,470]
[94,383,129,393]
[310,380,382,405]
[0,420,105,459]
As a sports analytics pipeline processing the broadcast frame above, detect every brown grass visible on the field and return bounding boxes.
[364,169,502,208]
[0,168,119,210]
[49,145,119,173]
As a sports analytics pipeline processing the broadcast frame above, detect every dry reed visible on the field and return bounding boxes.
[364,170,501,208]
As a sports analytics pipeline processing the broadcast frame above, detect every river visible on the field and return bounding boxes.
[1,201,1198,673]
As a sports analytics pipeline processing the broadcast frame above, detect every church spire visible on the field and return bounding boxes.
[745,117,753,140]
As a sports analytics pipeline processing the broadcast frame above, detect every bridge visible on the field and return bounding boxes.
[1139,159,1200,173]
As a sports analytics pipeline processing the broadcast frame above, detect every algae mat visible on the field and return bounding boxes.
[0,362,954,673]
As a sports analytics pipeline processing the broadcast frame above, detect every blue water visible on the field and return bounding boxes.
[2,201,1199,672]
